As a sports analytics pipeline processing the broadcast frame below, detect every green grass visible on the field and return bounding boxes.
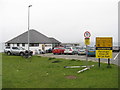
[2,53,118,88]
[0,53,2,89]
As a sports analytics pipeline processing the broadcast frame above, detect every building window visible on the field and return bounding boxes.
[6,46,10,49]
[7,43,10,46]
[45,45,51,47]
[22,43,25,47]
[29,43,39,47]
[17,43,19,46]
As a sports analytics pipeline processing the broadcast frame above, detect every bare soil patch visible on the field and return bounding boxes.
[65,75,77,79]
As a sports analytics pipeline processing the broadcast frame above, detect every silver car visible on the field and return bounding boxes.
[113,46,120,52]
[77,47,86,55]
[4,46,33,56]
[64,47,78,55]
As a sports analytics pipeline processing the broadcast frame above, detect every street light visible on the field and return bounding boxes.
[28,5,32,52]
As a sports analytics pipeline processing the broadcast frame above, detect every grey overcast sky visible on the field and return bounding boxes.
[0,0,119,44]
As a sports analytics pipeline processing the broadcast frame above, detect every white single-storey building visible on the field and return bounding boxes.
[5,29,61,53]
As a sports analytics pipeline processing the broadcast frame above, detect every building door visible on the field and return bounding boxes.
[42,44,45,51]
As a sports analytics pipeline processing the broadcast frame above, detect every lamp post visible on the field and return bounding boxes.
[28,5,32,52]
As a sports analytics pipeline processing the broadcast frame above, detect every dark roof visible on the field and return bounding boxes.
[6,29,60,44]
[49,38,61,44]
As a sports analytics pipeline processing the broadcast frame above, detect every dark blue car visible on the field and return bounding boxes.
[87,47,96,56]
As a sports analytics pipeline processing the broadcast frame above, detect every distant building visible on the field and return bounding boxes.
[61,43,80,47]
[49,37,61,48]
[5,29,61,52]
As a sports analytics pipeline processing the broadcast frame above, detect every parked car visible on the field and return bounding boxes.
[52,47,65,55]
[113,46,120,52]
[4,46,33,56]
[64,47,78,55]
[46,48,52,53]
[38,49,46,54]
[87,47,96,56]
[77,47,86,55]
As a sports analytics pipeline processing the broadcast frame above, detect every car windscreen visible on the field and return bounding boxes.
[72,47,76,49]
[20,47,25,50]
[79,47,83,49]
[89,47,95,50]
[75,47,80,49]
[12,47,19,49]
[54,48,64,49]
[6,47,10,49]
[59,47,65,49]
[65,47,71,49]
[54,48,59,49]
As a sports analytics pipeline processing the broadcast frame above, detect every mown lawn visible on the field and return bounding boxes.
[0,53,2,89]
[2,53,118,88]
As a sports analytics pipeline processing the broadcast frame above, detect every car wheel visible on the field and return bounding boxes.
[72,52,75,55]
[29,53,33,56]
[7,52,11,55]
[20,52,24,56]
[60,52,62,55]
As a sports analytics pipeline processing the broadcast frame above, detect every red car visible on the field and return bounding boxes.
[52,47,65,55]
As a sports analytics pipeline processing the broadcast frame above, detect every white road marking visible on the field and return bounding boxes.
[114,52,120,60]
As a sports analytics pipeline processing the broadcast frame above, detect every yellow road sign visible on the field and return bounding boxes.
[96,37,112,59]
[85,38,90,45]
[96,50,112,58]
[96,37,112,47]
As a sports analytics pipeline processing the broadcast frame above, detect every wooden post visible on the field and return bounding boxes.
[98,58,100,67]
[107,58,111,68]
[86,45,88,67]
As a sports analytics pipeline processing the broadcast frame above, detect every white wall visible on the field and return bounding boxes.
[19,44,22,47]
[44,44,52,50]
[9,43,52,55]
[10,44,18,47]
[24,44,28,50]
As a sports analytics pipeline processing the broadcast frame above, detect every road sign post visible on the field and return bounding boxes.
[107,58,111,68]
[86,45,88,66]
[98,58,100,67]
[64,31,94,73]
[84,31,91,67]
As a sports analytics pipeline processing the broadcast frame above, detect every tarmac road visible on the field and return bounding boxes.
[39,52,120,66]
